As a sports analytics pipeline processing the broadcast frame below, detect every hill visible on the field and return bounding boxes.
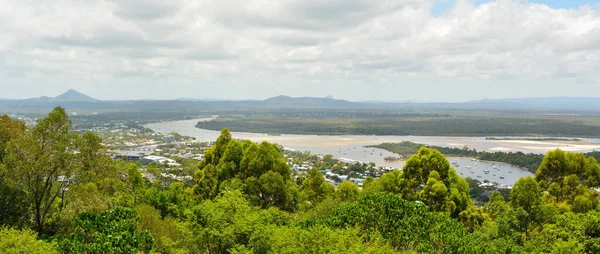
[263,95,356,108]
[54,89,99,102]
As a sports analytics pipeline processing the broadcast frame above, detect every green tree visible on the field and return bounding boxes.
[217,140,244,181]
[193,164,219,200]
[124,163,144,205]
[300,167,334,208]
[401,147,472,216]
[336,180,360,202]
[3,107,77,233]
[0,115,26,163]
[58,207,154,253]
[0,227,58,254]
[510,176,541,217]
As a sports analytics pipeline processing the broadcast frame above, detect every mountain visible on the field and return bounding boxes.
[54,89,99,102]
[263,95,356,108]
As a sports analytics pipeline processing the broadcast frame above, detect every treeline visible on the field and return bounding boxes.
[195,115,600,137]
[371,142,547,173]
[374,142,600,174]
[2,108,600,253]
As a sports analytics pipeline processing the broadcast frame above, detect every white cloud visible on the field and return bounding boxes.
[0,0,598,101]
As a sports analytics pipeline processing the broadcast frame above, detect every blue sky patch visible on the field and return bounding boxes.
[431,0,599,16]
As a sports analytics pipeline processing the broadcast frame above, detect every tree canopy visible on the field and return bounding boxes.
[1,109,600,253]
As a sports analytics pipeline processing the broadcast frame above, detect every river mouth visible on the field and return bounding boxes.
[144,118,600,185]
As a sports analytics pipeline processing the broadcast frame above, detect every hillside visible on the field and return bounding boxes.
[53,89,99,102]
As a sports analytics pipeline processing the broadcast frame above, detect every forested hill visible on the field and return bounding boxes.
[2,108,600,253]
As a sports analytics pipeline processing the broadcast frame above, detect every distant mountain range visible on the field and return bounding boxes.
[3,89,600,114]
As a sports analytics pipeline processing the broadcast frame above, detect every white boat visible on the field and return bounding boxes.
[466,166,472,170]
[483,170,490,174]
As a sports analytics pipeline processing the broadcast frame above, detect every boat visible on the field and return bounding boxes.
[508,171,512,173]
[475,163,478,166]
[483,170,490,174]
[493,165,497,169]
[471,158,476,161]
[477,175,482,178]
[466,166,472,169]
[500,176,505,179]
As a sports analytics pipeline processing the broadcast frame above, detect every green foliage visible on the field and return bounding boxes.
[58,207,154,254]
[0,227,58,254]
[194,131,298,212]
[269,225,397,253]
[300,167,334,209]
[5,109,600,253]
[336,180,360,202]
[182,190,293,253]
[0,115,26,163]
[303,192,476,253]
[400,147,472,216]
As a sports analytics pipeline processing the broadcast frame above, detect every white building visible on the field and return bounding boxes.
[143,155,181,167]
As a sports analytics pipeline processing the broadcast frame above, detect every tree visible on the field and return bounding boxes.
[3,107,77,233]
[401,147,472,216]
[217,140,243,181]
[336,180,359,202]
[300,167,333,207]
[259,171,286,208]
[510,177,541,216]
[124,163,144,205]
[534,149,600,210]
[0,227,58,253]
[193,164,219,200]
[58,207,154,253]
[420,171,449,212]
[0,115,26,163]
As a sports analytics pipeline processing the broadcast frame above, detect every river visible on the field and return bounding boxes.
[144,118,600,186]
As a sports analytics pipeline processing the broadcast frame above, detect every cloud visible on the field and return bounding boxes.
[0,0,599,101]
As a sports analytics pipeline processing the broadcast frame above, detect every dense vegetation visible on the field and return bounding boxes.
[2,108,600,253]
[195,115,600,137]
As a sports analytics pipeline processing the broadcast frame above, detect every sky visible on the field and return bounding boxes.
[0,0,599,102]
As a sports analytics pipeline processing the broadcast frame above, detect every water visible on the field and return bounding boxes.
[144,118,600,185]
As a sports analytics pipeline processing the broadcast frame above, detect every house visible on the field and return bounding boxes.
[163,135,175,143]
[143,155,181,167]
[112,150,148,161]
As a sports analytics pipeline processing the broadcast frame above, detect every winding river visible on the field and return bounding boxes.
[145,118,600,185]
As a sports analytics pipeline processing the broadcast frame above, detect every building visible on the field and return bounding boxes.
[143,155,181,167]
[112,150,149,161]
[163,135,175,143]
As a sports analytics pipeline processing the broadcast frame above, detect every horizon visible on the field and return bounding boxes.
[1,0,600,101]
[5,88,600,104]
